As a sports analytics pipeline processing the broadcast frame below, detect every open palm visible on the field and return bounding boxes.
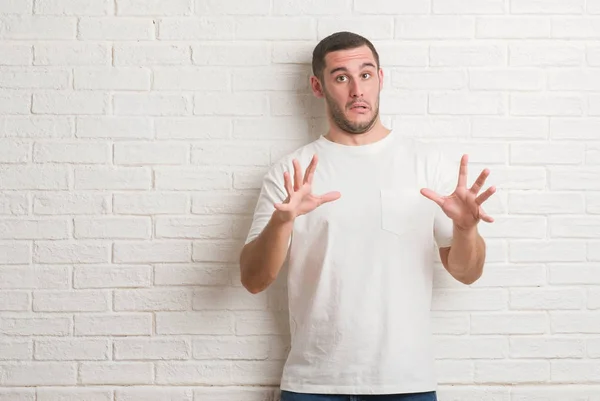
[421,154,495,231]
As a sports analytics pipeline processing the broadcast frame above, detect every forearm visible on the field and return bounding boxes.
[447,225,486,285]
[239,211,293,294]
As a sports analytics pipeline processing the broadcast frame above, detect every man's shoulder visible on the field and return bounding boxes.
[269,138,322,172]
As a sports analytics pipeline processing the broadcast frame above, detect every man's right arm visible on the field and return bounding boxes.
[239,211,293,294]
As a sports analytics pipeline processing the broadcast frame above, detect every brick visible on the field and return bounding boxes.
[74,67,150,90]
[33,192,109,215]
[233,66,308,92]
[155,168,231,190]
[153,67,229,91]
[0,139,29,162]
[192,336,270,360]
[114,338,190,360]
[35,43,108,66]
[233,117,311,140]
[113,192,188,215]
[159,18,234,40]
[237,17,316,40]
[551,168,600,190]
[34,241,110,264]
[0,17,76,39]
[510,336,585,358]
[0,67,69,89]
[156,217,230,240]
[430,44,506,67]
[433,336,508,359]
[0,291,29,311]
[116,0,191,15]
[551,312,600,333]
[192,193,254,215]
[195,94,267,116]
[34,141,110,164]
[550,217,600,238]
[74,314,151,336]
[154,264,231,286]
[551,118,600,139]
[431,289,507,311]
[433,0,505,14]
[38,389,112,401]
[0,0,33,14]
[74,217,151,240]
[274,0,351,14]
[475,361,549,384]
[319,17,393,40]
[471,313,548,334]
[33,290,108,312]
[193,43,269,65]
[472,117,547,139]
[230,361,283,385]
[392,70,466,90]
[509,192,584,214]
[193,287,268,310]
[114,93,191,116]
[429,93,505,115]
[0,44,32,66]
[510,42,584,67]
[80,362,153,385]
[0,340,32,360]
[114,142,188,165]
[510,288,584,310]
[155,361,230,385]
[195,0,270,15]
[512,387,595,401]
[436,360,474,384]
[589,288,600,309]
[551,361,600,383]
[155,117,230,139]
[510,142,583,164]
[549,263,600,285]
[512,0,584,13]
[477,17,551,38]
[114,44,191,66]
[0,90,30,114]
[114,289,190,311]
[114,241,191,263]
[0,219,68,240]
[0,266,69,289]
[78,17,154,40]
[396,17,474,39]
[510,240,585,262]
[437,387,509,401]
[193,241,242,263]
[77,117,152,139]
[34,338,109,360]
[511,94,583,116]
[74,265,152,288]
[35,0,111,15]
[0,317,70,335]
[431,313,470,335]
[192,142,270,167]
[470,69,543,90]
[74,167,151,190]
[0,166,68,190]
[116,388,193,401]
[3,116,73,138]
[590,45,600,66]
[234,311,288,335]
[156,312,233,335]
[553,18,600,38]
[0,193,28,216]
[271,41,315,64]
[33,92,107,115]
[0,363,75,385]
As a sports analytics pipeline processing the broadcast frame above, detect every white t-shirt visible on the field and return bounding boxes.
[245,130,457,395]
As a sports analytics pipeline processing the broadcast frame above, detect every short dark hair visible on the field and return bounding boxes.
[311,31,380,81]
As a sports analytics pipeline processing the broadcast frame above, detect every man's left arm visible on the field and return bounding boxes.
[421,153,495,285]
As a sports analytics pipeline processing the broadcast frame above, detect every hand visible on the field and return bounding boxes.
[274,154,341,222]
[420,154,495,231]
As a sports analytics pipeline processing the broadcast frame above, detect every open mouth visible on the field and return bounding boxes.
[349,103,369,112]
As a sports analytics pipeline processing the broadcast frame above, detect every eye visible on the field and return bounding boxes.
[362,73,371,79]
[336,75,348,82]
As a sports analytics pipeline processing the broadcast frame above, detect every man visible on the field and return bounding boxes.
[239,32,496,401]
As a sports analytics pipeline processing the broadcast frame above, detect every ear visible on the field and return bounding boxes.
[310,76,325,98]
[378,68,384,91]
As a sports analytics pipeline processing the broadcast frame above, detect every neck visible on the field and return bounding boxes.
[324,118,391,146]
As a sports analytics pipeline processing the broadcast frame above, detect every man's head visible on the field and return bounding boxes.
[311,32,383,135]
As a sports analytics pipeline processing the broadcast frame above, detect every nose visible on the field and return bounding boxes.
[349,79,363,98]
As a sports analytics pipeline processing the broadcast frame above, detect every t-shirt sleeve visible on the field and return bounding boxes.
[432,149,458,249]
[244,162,289,246]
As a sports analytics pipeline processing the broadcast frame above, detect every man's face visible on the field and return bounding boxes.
[315,45,383,135]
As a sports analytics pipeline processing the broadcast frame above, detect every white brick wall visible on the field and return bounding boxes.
[0,1,599,399]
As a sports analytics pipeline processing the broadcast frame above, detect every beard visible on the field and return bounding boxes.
[323,87,380,135]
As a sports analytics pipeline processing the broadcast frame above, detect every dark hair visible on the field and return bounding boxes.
[311,31,380,81]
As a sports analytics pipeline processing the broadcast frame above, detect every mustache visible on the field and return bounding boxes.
[346,99,371,108]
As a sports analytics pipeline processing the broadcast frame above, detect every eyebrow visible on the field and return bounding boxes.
[329,62,377,75]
